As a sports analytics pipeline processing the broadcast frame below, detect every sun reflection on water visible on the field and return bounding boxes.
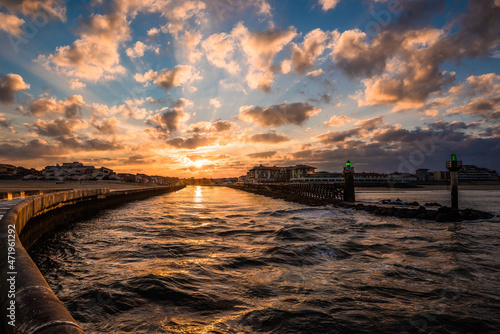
[194,186,202,203]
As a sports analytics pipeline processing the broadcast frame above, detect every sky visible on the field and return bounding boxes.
[0,0,499,178]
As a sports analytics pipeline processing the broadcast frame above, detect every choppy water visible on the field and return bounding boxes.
[30,186,500,333]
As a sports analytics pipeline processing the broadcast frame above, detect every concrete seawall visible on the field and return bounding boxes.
[0,186,185,334]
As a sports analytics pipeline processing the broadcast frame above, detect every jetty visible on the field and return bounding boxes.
[0,185,184,334]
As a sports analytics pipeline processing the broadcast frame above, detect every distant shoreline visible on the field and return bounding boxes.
[1,180,500,194]
[357,184,500,191]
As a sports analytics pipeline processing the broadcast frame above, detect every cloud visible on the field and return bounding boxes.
[324,115,355,127]
[28,95,85,119]
[447,73,500,120]
[331,29,397,79]
[180,30,203,62]
[354,117,384,130]
[146,98,192,136]
[315,128,361,144]
[155,0,206,36]
[91,117,118,135]
[92,101,150,120]
[316,117,384,144]
[36,0,131,81]
[0,114,12,128]
[247,151,277,159]
[202,32,240,75]
[187,120,237,134]
[0,139,63,159]
[0,0,66,22]
[27,118,88,137]
[0,12,25,36]
[166,135,216,149]
[247,131,290,144]
[210,98,222,109]
[135,65,201,91]
[69,80,86,90]
[0,73,30,104]
[147,27,160,36]
[238,102,320,127]
[347,28,456,111]
[234,23,297,92]
[318,0,340,11]
[289,28,329,75]
[126,41,158,59]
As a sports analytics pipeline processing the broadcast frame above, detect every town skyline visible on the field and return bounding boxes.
[1,1,499,178]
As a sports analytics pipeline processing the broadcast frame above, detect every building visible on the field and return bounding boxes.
[387,172,417,184]
[432,171,450,181]
[354,172,388,185]
[247,165,317,183]
[296,171,343,183]
[290,165,317,181]
[458,165,498,182]
[416,168,432,181]
[247,165,281,183]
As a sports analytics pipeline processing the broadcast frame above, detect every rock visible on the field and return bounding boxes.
[424,202,442,207]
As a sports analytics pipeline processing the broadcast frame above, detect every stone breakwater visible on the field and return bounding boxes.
[0,186,184,334]
[229,185,494,222]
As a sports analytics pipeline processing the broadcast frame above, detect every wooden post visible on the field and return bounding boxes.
[446,153,462,210]
[343,160,355,202]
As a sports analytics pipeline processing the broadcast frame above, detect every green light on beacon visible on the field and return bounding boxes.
[451,154,457,162]
[346,160,352,168]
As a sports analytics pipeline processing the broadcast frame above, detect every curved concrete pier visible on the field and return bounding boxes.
[0,186,184,334]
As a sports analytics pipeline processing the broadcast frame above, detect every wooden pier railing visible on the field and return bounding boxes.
[236,183,345,202]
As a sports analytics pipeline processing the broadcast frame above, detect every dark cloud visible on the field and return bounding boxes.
[247,151,277,159]
[333,29,399,79]
[0,139,63,159]
[248,131,290,144]
[28,118,87,137]
[135,65,199,91]
[316,117,384,144]
[28,95,85,119]
[166,135,216,149]
[355,117,383,130]
[146,98,191,136]
[0,116,11,128]
[315,128,361,144]
[238,102,320,127]
[454,0,500,58]
[480,125,500,138]
[0,73,30,104]
[92,117,118,135]
[213,120,235,132]
[187,120,237,134]
[289,29,328,75]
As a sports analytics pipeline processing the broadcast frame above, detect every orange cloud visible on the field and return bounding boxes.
[324,115,355,127]
[234,23,297,92]
[289,28,329,75]
[318,0,341,11]
[27,118,88,137]
[135,65,201,90]
[247,131,290,144]
[29,95,85,119]
[0,12,25,36]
